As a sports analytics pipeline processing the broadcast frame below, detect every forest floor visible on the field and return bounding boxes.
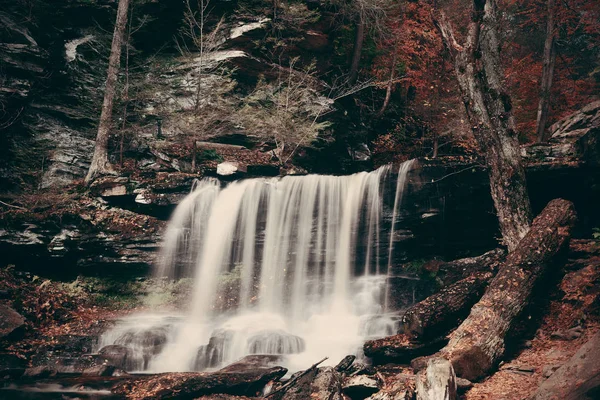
[464,239,600,399]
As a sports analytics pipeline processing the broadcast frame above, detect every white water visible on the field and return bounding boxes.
[99,161,415,373]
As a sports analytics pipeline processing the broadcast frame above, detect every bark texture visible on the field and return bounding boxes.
[85,0,130,184]
[433,248,505,287]
[439,198,576,380]
[348,21,364,84]
[536,0,557,143]
[377,51,397,117]
[401,272,494,341]
[435,0,533,251]
[533,331,600,400]
[364,335,448,365]
[415,358,457,400]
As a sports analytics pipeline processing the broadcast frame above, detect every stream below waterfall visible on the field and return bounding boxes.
[98,160,416,374]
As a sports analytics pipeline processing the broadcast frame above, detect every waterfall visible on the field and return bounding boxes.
[98,160,415,373]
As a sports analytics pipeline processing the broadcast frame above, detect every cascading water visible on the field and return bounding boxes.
[98,160,415,373]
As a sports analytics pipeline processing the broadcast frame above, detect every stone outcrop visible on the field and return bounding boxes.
[0,304,25,341]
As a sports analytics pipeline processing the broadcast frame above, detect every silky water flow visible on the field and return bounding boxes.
[98,160,415,373]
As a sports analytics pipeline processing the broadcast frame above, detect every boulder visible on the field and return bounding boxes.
[82,364,117,376]
[0,304,25,341]
[219,355,284,373]
[99,345,133,370]
[533,331,600,400]
[22,366,57,379]
[0,353,26,378]
[343,375,380,399]
[112,366,288,400]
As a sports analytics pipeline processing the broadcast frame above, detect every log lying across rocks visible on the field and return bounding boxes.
[401,271,494,341]
[364,250,504,364]
[364,334,448,364]
[533,330,600,400]
[439,198,576,381]
[433,248,505,287]
[112,367,287,400]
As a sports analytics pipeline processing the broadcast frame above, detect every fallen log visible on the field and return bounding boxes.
[433,248,505,286]
[364,335,448,365]
[533,330,600,400]
[112,367,287,400]
[439,198,576,381]
[401,272,494,340]
[415,358,457,400]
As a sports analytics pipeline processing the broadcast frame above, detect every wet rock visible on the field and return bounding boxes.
[335,355,356,372]
[219,355,284,373]
[343,374,380,399]
[247,330,305,355]
[99,345,133,370]
[112,326,170,370]
[455,377,473,392]
[0,353,26,378]
[196,329,234,370]
[112,366,288,399]
[310,367,344,400]
[23,366,58,379]
[280,366,343,400]
[82,364,116,376]
[0,304,25,341]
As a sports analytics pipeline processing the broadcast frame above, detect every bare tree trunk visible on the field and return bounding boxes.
[439,199,576,380]
[191,140,197,172]
[348,20,365,85]
[85,0,130,184]
[435,0,533,251]
[119,14,132,169]
[377,51,397,117]
[536,0,557,143]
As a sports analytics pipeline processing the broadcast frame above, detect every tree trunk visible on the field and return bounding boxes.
[434,248,505,286]
[377,51,397,117]
[401,272,494,341]
[364,335,449,365]
[435,0,533,251]
[191,140,197,172]
[415,358,457,400]
[348,20,365,85]
[85,0,130,184]
[439,198,576,381]
[533,330,600,400]
[536,0,557,143]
